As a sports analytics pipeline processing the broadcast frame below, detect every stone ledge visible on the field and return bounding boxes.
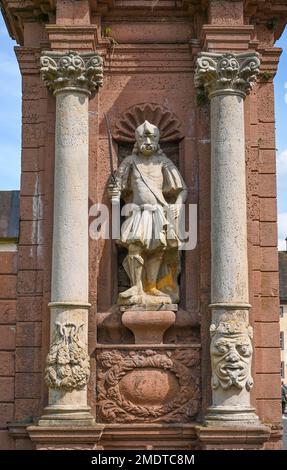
[195,423,271,450]
[26,423,199,450]
[100,423,198,450]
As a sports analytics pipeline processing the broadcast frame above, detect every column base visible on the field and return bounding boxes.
[195,422,271,450]
[37,405,95,427]
[27,424,105,450]
[204,405,260,425]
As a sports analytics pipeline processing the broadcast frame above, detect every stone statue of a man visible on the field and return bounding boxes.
[108,120,187,307]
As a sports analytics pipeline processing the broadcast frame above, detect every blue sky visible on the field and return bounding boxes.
[275,28,287,249]
[0,13,286,248]
[0,14,21,190]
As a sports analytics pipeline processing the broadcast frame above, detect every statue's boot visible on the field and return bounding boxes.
[148,287,170,298]
[145,253,170,298]
[119,254,144,299]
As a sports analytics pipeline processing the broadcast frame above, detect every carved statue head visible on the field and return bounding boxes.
[135,120,160,157]
[210,320,253,391]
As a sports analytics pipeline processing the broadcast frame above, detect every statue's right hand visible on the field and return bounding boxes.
[107,182,120,200]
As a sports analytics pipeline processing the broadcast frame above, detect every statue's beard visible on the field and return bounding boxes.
[139,143,157,156]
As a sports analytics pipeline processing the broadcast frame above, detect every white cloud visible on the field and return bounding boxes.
[278,212,287,240]
[279,238,286,250]
[276,149,287,195]
[277,149,287,174]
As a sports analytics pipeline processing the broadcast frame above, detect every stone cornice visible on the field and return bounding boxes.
[244,0,287,41]
[40,50,103,95]
[15,47,41,75]
[194,51,260,98]
[200,25,255,53]
[45,25,100,52]
[1,0,55,44]
[101,43,194,74]
[2,0,287,46]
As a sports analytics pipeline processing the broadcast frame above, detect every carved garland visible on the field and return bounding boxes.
[97,349,200,423]
[45,321,90,391]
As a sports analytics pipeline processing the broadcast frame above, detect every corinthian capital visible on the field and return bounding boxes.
[194,52,260,99]
[40,51,103,95]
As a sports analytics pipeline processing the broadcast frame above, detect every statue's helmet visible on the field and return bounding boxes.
[135,121,160,155]
[135,120,160,140]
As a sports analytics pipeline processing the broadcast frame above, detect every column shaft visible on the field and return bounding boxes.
[47,90,91,419]
[211,94,248,305]
[52,91,89,302]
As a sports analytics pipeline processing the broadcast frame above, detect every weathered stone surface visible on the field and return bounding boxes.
[195,52,260,98]
[40,51,103,95]
[0,0,284,451]
[109,120,187,308]
[97,348,200,423]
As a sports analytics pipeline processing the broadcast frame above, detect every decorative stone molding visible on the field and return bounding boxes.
[40,51,103,95]
[97,349,200,423]
[114,103,183,142]
[45,321,90,391]
[210,316,253,392]
[194,52,260,98]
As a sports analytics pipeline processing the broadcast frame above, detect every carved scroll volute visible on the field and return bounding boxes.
[194,52,260,98]
[40,51,103,95]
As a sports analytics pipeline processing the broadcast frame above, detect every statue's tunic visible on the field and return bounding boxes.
[116,151,186,251]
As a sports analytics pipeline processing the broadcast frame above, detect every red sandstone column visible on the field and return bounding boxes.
[195,52,262,424]
[38,51,103,425]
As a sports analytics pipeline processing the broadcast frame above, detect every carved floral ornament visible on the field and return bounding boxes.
[40,51,103,94]
[194,52,260,98]
[45,321,90,391]
[97,349,200,423]
[210,318,254,392]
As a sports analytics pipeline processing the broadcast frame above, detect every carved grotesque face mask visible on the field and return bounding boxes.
[135,120,160,157]
[210,333,253,391]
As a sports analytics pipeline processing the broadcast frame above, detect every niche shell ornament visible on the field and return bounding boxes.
[45,321,90,391]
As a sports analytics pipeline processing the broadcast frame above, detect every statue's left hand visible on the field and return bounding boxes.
[167,204,183,222]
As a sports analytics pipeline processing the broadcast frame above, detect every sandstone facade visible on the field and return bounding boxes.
[0,0,286,450]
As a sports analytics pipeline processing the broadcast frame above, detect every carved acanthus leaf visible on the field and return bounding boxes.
[194,52,260,98]
[40,51,103,94]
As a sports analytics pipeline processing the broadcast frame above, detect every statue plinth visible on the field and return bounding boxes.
[122,309,176,344]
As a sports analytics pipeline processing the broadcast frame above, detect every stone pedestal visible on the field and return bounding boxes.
[122,310,176,344]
